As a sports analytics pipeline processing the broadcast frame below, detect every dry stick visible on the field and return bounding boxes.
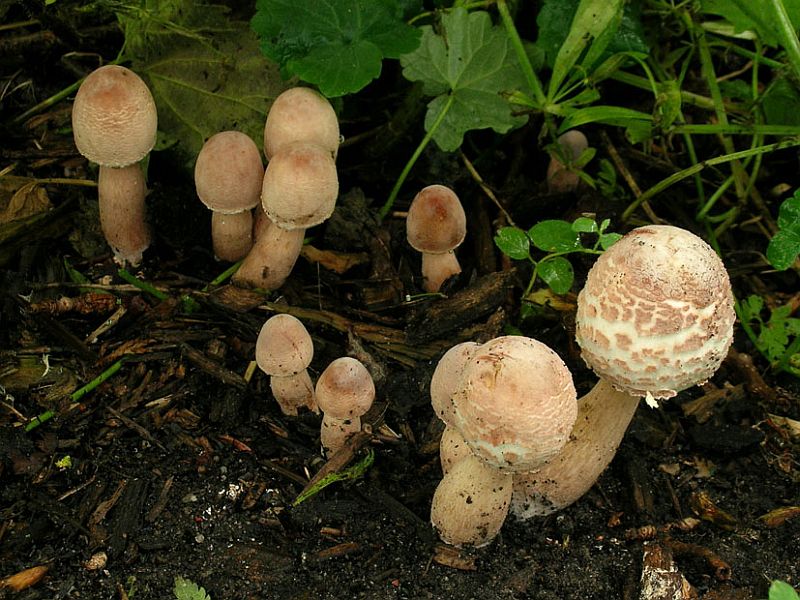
[600,130,661,224]
[459,151,516,227]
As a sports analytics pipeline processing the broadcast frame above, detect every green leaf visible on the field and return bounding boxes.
[766,192,800,270]
[125,9,290,167]
[701,0,800,47]
[769,580,800,600]
[528,220,581,252]
[559,105,653,133]
[740,294,765,323]
[598,232,622,250]
[494,227,531,260]
[174,576,211,600]
[400,8,528,152]
[571,217,597,233]
[539,257,575,294]
[762,78,800,127]
[251,0,421,97]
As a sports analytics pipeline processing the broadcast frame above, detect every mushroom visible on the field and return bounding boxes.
[546,130,588,194]
[439,425,471,475]
[315,357,375,455]
[430,335,578,546]
[255,314,318,415]
[511,225,736,518]
[406,185,467,293]
[194,131,264,261]
[430,341,479,426]
[72,64,157,265]
[263,87,339,160]
[233,141,338,289]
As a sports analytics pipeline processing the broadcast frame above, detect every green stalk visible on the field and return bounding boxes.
[378,94,455,220]
[117,268,169,301]
[496,0,546,108]
[767,0,800,83]
[671,124,800,135]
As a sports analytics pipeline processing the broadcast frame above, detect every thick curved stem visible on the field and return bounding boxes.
[420,251,461,292]
[233,217,304,290]
[98,164,150,266]
[211,210,253,262]
[510,378,640,519]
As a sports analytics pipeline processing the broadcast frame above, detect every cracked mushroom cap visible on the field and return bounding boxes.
[315,357,375,419]
[255,314,313,376]
[406,185,466,254]
[451,336,577,472]
[264,87,340,160]
[575,225,735,400]
[72,65,157,168]
[195,131,264,213]
[261,141,339,230]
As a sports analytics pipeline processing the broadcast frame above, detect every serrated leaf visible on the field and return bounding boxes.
[740,294,764,323]
[129,18,289,168]
[539,256,574,294]
[251,0,420,97]
[400,8,528,152]
[494,227,530,260]
[174,576,211,600]
[571,217,597,233]
[528,220,581,252]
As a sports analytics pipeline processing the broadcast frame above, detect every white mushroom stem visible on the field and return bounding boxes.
[98,164,150,266]
[510,378,640,519]
[233,215,304,290]
[211,210,254,262]
[320,413,361,455]
[439,425,471,476]
[431,454,513,548]
[421,250,461,293]
[270,370,318,416]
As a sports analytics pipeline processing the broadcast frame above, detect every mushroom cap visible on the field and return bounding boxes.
[195,131,264,214]
[575,225,735,399]
[451,336,578,472]
[255,314,313,376]
[406,185,467,254]
[430,454,513,548]
[264,87,340,160]
[430,341,479,427]
[315,357,375,419]
[72,65,157,167]
[261,141,339,230]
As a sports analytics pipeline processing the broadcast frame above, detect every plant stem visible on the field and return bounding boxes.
[767,0,800,83]
[496,0,546,108]
[378,94,455,220]
[117,269,169,301]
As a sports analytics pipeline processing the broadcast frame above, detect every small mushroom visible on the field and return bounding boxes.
[546,130,588,194]
[430,341,479,427]
[234,141,338,289]
[255,314,318,415]
[315,357,375,455]
[406,185,467,292]
[263,87,339,160]
[194,131,264,261]
[72,65,157,265]
[511,225,736,518]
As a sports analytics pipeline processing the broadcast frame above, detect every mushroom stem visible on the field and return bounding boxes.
[98,164,150,266]
[270,370,318,416]
[320,414,361,455]
[211,210,254,262]
[510,378,640,519]
[233,217,304,289]
[421,251,461,293]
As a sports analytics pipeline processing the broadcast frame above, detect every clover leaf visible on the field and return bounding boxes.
[251,0,420,97]
[766,191,800,270]
[400,8,528,152]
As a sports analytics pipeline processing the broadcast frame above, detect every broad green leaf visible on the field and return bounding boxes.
[251,0,420,97]
[400,8,528,152]
[539,257,574,294]
[768,580,800,600]
[174,576,211,600]
[528,220,581,252]
[599,232,622,250]
[494,227,530,260]
[777,191,800,230]
[767,192,800,270]
[126,10,290,167]
[762,78,800,126]
[571,217,597,233]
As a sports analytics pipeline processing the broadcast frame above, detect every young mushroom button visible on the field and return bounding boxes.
[194,131,264,262]
[315,357,375,455]
[511,225,735,519]
[71,65,157,265]
[406,185,467,293]
[255,314,318,416]
[263,87,340,160]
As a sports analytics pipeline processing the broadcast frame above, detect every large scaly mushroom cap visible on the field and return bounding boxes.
[575,224,735,402]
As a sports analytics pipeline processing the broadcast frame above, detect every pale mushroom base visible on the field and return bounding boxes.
[211,210,254,262]
[98,164,150,266]
[420,251,461,293]
[233,218,304,290]
[269,370,318,416]
[320,414,361,455]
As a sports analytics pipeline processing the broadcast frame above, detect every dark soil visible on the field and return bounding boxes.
[1,3,799,600]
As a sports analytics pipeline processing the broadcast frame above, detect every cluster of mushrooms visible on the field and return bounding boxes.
[71,66,737,551]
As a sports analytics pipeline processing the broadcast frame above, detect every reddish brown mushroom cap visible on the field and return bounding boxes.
[255,314,313,376]
[261,141,339,230]
[452,336,577,472]
[264,87,340,160]
[72,65,157,168]
[315,357,375,419]
[195,131,264,214]
[575,224,735,401]
[406,185,466,254]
